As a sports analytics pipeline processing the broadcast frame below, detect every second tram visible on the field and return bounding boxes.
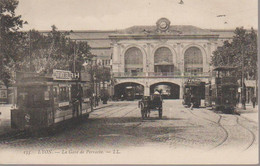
[205,67,238,113]
[183,79,203,108]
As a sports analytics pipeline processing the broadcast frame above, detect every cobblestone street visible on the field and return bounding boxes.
[0,100,258,164]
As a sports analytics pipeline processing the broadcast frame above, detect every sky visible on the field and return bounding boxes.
[16,0,258,31]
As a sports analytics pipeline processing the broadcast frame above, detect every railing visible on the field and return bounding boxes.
[113,72,211,78]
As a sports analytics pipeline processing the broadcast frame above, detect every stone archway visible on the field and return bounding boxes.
[150,82,180,99]
[114,82,144,100]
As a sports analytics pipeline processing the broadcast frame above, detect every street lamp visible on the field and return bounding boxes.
[241,47,246,110]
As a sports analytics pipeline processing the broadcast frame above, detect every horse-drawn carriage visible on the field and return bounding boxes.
[138,93,163,119]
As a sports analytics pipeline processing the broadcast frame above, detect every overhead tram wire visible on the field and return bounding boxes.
[173,0,257,26]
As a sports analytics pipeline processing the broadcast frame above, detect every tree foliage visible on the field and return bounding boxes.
[212,27,257,80]
[17,26,91,74]
[0,0,25,87]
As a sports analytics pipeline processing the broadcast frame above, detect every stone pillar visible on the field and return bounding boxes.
[146,43,152,75]
[112,43,119,72]
[143,44,147,73]
[177,43,184,74]
[179,84,183,99]
[205,42,212,72]
[144,81,150,96]
[150,44,154,72]
[118,44,124,72]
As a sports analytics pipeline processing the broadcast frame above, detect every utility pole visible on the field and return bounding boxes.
[241,46,246,110]
[29,30,32,71]
[73,41,76,73]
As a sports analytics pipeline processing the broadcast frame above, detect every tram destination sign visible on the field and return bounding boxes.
[52,69,72,80]
[52,69,80,80]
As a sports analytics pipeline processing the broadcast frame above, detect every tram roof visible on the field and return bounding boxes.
[213,66,237,71]
[15,71,88,85]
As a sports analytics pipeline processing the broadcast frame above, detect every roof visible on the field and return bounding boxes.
[213,66,237,71]
[116,25,213,35]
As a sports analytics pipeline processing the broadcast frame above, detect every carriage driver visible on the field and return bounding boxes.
[152,91,163,104]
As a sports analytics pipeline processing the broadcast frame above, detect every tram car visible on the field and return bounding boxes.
[125,86,135,101]
[182,79,202,108]
[205,67,238,113]
[11,70,93,133]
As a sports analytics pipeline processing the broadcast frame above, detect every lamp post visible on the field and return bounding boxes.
[241,47,246,110]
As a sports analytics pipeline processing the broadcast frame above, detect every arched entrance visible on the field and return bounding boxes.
[124,47,143,76]
[184,47,203,75]
[150,82,180,99]
[114,82,144,100]
[154,47,174,75]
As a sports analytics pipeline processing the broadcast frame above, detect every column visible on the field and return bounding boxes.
[144,81,150,96]
[206,43,211,72]
[147,43,151,75]
[176,43,183,75]
[150,44,154,72]
[112,43,119,72]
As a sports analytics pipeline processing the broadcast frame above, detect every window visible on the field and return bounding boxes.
[124,47,143,73]
[184,47,203,75]
[154,47,173,64]
[59,87,69,102]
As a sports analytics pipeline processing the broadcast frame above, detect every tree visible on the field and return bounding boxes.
[17,26,92,74]
[0,0,25,88]
[212,27,258,80]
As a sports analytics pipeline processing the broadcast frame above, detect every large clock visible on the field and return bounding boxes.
[156,18,171,32]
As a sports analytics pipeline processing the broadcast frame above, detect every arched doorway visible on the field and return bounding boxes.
[154,47,174,75]
[124,47,143,76]
[184,47,203,75]
[150,82,180,99]
[114,82,144,100]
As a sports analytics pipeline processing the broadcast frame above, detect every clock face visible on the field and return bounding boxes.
[156,18,170,32]
[160,21,167,29]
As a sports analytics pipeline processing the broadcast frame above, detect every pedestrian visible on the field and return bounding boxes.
[242,96,246,109]
[251,96,256,108]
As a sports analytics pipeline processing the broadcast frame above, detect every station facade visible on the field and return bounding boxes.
[68,18,236,99]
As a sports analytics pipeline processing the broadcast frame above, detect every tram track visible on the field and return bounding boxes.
[91,104,129,118]
[235,116,256,151]
[187,108,256,151]
[186,109,229,150]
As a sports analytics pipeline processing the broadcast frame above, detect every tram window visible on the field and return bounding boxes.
[53,87,58,98]
[59,87,69,102]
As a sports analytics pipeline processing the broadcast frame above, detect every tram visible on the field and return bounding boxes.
[205,66,238,113]
[183,78,202,108]
[11,69,93,133]
[125,86,135,101]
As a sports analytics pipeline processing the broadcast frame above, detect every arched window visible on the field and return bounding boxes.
[154,47,173,64]
[124,47,143,74]
[184,47,203,74]
[154,47,174,74]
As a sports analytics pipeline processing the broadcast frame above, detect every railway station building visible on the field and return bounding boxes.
[68,17,255,99]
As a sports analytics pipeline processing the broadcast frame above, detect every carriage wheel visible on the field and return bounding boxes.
[144,110,148,118]
[141,110,145,119]
[159,109,162,119]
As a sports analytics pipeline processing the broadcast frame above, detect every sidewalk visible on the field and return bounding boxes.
[236,103,258,123]
[93,102,113,110]
[0,104,15,136]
